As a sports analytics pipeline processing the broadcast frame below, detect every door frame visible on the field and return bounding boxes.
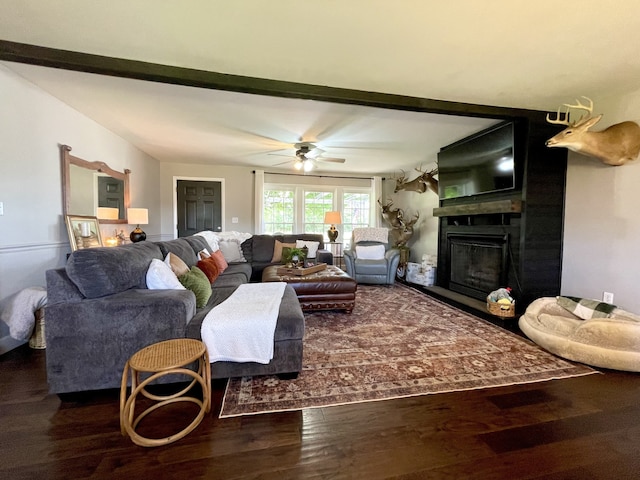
[173,176,226,238]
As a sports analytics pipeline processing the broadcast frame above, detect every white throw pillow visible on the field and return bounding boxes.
[194,230,219,253]
[146,259,186,290]
[296,240,320,258]
[219,239,246,262]
[355,244,386,260]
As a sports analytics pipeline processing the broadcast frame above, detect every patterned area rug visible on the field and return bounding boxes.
[220,284,596,418]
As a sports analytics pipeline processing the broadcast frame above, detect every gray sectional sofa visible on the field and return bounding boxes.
[44,233,328,394]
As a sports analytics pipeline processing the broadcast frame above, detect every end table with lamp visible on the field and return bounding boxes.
[327,241,344,269]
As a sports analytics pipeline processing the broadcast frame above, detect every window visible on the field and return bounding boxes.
[303,191,334,235]
[260,176,376,241]
[263,189,294,234]
[342,191,370,247]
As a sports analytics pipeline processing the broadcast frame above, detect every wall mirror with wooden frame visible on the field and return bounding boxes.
[61,144,131,224]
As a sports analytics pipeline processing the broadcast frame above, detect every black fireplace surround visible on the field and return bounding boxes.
[434,119,567,314]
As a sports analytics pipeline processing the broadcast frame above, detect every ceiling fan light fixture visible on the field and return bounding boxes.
[303,159,314,172]
[294,159,304,170]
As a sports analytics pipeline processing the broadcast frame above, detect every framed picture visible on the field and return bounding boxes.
[65,215,103,251]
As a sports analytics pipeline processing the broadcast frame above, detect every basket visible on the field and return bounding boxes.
[486,297,516,318]
[28,308,46,349]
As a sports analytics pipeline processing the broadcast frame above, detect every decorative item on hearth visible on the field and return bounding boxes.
[486,287,515,318]
[127,208,148,243]
[324,211,342,242]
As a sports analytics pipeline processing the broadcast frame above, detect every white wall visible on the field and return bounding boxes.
[561,87,640,313]
[0,65,161,352]
[159,162,255,238]
[379,173,440,264]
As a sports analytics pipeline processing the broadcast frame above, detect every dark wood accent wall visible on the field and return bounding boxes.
[437,119,567,312]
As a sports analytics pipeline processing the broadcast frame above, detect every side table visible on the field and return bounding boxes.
[327,241,344,270]
[120,338,211,447]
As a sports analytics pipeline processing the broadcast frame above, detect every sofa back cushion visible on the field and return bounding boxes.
[182,235,211,257]
[155,238,199,266]
[248,235,277,263]
[66,241,162,299]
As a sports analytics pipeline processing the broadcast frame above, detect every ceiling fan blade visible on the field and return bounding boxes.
[316,157,346,164]
[267,153,296,158]
[272,159,294,166]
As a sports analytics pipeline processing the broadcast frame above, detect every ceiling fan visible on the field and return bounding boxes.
[271,143,346,171]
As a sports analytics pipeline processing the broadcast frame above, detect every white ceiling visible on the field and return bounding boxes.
[2,1,639,174]
[1,62,498,174]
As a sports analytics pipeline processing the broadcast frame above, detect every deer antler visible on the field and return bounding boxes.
[547,96,594,126]
[563,96,593,124]
[546,105,572,126]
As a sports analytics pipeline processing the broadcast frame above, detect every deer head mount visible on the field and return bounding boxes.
[377,198,420,247]
[378,198,403,228]
[394,167,438,194]
[546,97,640,166]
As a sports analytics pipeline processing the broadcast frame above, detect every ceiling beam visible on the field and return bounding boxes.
[0,40,548,123]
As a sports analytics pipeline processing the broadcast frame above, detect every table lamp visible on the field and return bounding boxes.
[324,211,342,242]
[127,208,148,242]
[96,207,119,221]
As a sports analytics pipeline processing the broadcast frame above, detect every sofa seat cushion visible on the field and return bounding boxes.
[353,259,389,275]
[186,285,304,342]
[219,263,252,283]
[66,242,162,298]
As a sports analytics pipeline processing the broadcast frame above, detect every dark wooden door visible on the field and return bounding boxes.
[176,180,222,237]
[98,176,125,219]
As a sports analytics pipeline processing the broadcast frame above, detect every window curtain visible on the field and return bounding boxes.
[371,176,382,227]
[254,169,264,233]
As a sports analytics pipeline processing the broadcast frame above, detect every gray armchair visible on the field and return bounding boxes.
[344,228,400,285]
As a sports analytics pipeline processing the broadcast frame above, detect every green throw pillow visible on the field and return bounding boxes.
[556,296,616,320]
[178,266,212,308]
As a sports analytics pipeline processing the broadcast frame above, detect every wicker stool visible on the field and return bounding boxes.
[120,338,211,447]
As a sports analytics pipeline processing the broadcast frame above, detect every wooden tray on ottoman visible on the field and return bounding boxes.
[276,263,327,276]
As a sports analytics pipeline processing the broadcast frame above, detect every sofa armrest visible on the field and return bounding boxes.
[45,289,196,393]
[385,249,400,261]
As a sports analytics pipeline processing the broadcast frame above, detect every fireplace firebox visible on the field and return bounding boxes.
[447,233,509,301]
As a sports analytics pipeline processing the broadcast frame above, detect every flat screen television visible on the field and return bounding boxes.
[437,121,516,200]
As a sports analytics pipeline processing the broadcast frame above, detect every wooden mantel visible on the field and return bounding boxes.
[432,199,522,217]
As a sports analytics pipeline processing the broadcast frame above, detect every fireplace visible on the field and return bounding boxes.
[446,233,509,301]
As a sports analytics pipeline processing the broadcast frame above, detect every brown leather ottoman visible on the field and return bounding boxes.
[262,265,357,313]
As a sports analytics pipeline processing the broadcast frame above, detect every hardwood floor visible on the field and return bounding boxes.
[1,344,639,479]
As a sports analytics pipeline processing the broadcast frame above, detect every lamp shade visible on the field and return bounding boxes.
[324,211,342,225]
[127,208,148,225]
[96,207,119,220]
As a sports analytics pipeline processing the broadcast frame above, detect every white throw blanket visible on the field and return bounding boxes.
[0,287,47,341]
[201,282,286,364]
[353,227,389,244]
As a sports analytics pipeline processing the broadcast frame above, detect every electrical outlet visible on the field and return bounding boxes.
[603,292,614,304]
[232,217,239,224]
